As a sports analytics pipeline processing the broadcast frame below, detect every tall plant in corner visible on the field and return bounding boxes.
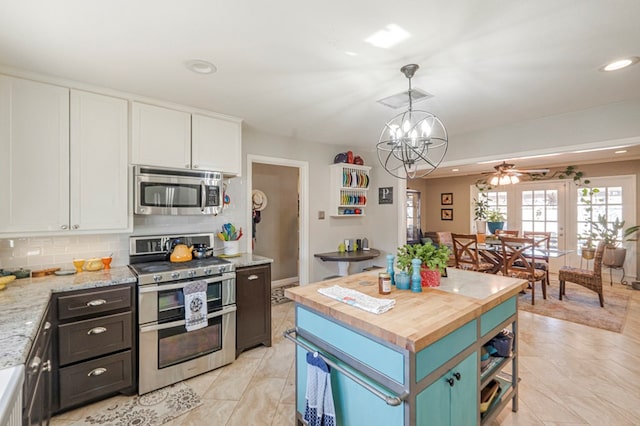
[473,192,490,234]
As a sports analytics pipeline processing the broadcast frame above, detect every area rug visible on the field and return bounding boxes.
[70,382,202,425]
[518,281,631,333]
[271,283,298,305]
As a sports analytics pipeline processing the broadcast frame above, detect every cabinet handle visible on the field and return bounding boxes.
[453,372,461,381]
[61,224,68,230]
[247,275,259,280]
[87,326,107,335]
[72,224,79,229]
[446,377,455,387]
[88,368,107,377]
[193,164,199,168]
[43,360,51,373]
[185,164,190,169]
[44,321,51,331]
[86,299,107,307]
[30,356,41,372]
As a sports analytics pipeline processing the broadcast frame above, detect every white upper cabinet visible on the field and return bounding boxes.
[131,102,242,176]
[131,102,191,169]
[0,75,70,233]
[0,75,131,236]
[70,90,129,232]
[192,113,242,176]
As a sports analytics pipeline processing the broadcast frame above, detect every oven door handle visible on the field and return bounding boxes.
[139,305,237,333]
[139,272,235,293]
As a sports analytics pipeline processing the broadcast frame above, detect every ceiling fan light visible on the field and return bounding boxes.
[490,176,500,186]
[511,175,520,184]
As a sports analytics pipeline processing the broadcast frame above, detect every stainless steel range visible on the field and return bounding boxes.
[129,233,236,395]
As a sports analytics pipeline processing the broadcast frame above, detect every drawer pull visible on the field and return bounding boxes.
[44,321,51,331]
[30,356,41,372]
[87,326,107,335]
[43,360,52,373]
[247,275,259,280]
[86,299,107,307]
[87,368,107,377]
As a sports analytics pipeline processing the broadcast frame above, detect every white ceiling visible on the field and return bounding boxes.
[1,1,639,163]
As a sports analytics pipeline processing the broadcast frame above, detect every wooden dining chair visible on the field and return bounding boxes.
[500,236,547,305]
[558,241,605,307]
[451,233,494,273]
[523,231,551,284]
[495,229,519,237]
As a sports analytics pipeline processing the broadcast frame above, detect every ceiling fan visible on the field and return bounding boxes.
[483,162,550,185]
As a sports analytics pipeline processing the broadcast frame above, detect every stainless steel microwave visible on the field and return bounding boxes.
[134,166,223,215]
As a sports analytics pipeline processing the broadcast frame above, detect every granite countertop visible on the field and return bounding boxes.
[285,268,527,352]
[0,266,136,369]
[227,253,273,268]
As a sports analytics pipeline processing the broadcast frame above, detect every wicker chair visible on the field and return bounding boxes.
[558,241,605,307]
[500,236,547,305]
[451,233,494,273]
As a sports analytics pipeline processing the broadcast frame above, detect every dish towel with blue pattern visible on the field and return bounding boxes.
[184,280,208,331]
[304,352,336,426]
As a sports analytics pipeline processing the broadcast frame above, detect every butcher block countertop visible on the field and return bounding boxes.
[285,268,527,352]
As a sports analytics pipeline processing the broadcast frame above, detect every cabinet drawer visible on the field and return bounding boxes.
[58,286,131,320]
[58,312,132,365]
[59,350,132,410]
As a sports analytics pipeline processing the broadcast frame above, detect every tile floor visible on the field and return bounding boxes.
[51,278,640,425]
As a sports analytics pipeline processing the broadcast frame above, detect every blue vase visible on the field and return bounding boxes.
[386,254,395,285]
[396,271,410,290]
[487,221,504,235]
[411,259,422,292]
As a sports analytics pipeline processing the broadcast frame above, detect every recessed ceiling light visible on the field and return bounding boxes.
[615,150,627,154]
[345,51,358,56]
[365,24,410,49]
[185,59,217,74]
[452,168,459,172]
[600,56,639,72]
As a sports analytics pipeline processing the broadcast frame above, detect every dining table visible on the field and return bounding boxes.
[477,242,574,274]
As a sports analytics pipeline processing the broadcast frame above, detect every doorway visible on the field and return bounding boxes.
[246,155,309,286]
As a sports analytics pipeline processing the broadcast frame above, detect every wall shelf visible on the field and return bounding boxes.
[329,163,371,217]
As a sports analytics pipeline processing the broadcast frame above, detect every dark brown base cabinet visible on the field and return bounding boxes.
[236,263,272,357]
[23,300,53,426]
[52,284,137,413]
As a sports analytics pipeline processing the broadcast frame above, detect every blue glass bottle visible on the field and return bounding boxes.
[386,254,395,285]
[411,259,422,292]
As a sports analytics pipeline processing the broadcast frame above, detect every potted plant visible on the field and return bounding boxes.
[588,214,639,267]
[473,194,490,234]
[486,210,506,235]
[396,242,450,287]
[396,244,418,289]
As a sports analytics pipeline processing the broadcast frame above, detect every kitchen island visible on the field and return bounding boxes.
[285,268,527,425]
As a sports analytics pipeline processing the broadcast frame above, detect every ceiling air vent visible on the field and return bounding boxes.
[377,88,433,109]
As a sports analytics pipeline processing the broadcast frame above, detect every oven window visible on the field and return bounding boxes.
[141,183,201,208]
[157,282,223,321]
[157,316,222,369]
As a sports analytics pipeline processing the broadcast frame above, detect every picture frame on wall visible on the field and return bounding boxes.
[441,208,453,221]
[378,187,393,204]
[441,193,453,205]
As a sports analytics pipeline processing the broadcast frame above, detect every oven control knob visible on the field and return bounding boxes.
[187,270,196,278]
[171,272,180,279]
[204,268,213,275]
[153,274,162,282]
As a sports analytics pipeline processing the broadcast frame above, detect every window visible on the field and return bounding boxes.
[485,190,508,226]
[577,186,623,248]
[521,189,559,248]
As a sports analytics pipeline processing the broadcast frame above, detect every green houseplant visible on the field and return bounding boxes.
[397,242,450,287]
[473,194,490,234]
[486,209,506,235]
[588,214,639,267]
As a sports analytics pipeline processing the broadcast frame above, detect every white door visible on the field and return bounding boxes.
[131,102,191,169]
[0,75,69,234]
[512,181,568,274]
[192,114,242,175]
[70,90,130,232]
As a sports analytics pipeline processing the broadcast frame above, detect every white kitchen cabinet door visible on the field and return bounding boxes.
[0,75,70,233]
[70,90,130,232]
[131,102,191,169]
[192,114,242,176]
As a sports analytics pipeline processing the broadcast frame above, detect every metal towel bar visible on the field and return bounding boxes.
[283,328,408,406]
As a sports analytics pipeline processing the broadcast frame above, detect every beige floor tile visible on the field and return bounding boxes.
[176,399,237,426]
[271,402,296,426]
[204,356,262,401]
[253,339,295,380]
[279,362,296,404]
[226,377,286,426]
[183,369,221,396]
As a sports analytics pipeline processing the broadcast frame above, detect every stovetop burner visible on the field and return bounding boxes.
[128,233,236,285]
